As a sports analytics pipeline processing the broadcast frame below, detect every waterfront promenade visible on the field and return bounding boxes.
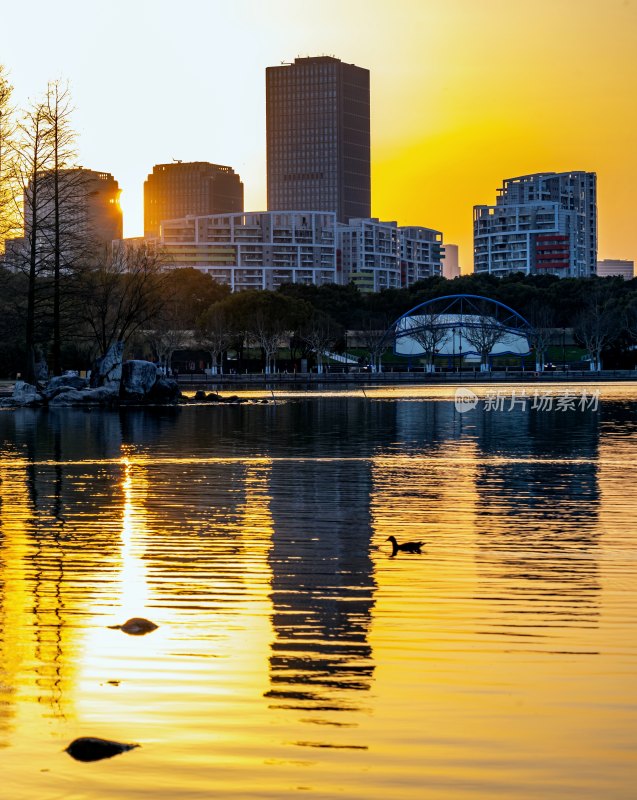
[174,368,637,389]
[2,369,637,398]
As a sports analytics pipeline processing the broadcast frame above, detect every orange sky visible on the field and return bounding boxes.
[3,0,637,270]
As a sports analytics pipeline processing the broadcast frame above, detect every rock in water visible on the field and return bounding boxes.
[41,374,89,401]
[65,737,139,762]
[120,360,159,402]
[12,381,42,406]
[90,341,124,391]
[48,386,119,407]
[107,617,159,635]
[147,377,181,404]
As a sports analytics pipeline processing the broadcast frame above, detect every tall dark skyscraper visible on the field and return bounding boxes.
[144,161,243,238]
[266,56,371,223]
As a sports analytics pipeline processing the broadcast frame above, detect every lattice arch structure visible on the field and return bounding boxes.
[383,294,533,371]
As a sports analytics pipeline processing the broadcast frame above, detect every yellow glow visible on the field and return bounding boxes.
[119,454,151,615]
[6,1,636,267]
[71,454,276,752]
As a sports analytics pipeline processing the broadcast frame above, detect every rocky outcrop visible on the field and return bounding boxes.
[48,386,120,406]
[11,380,42,406]
[120,360,159,403]
[40,374,89,401]
[189,390,246,404]
[90,342,124,391]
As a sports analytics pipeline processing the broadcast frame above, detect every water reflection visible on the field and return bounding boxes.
[469,406,601,644]
[267,456,376,715]
[0,388,635,800]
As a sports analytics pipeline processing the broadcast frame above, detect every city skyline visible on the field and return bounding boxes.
[2,0,636,270]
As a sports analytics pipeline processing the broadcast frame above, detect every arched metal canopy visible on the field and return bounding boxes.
[386,294,533,358]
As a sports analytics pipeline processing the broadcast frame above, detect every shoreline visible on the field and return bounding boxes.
[173,369,637,391]
[2,369,637,398]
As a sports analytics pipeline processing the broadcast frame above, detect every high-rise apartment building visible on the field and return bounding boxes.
[144,161,243,238]
[266,56,371,223]
[474,171,597,278]
[400,226,445,285]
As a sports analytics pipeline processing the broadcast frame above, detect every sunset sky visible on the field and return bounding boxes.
[3,0,636,271]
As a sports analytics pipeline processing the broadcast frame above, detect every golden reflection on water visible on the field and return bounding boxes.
[119,453,151,615]
[0,389,636,799]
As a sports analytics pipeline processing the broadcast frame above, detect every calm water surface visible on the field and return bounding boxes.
[0,383,636,799]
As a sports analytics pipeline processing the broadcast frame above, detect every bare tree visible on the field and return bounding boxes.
[462,312,507,372]
[251,308,288,375]
[78,241,167,357]
[145,309,191,374]
[408,310,447,373]
[574,289,619,371]
[0,66,20,252]
[44,80,83,376]
[11,96,55,382]
[196,304,234,375]
[299,310,342,374]
[527,303,555,372]
[360,314,391,373]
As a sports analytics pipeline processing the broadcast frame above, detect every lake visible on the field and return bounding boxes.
[0,383,636,799]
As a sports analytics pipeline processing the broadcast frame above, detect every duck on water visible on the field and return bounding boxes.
[65,737,139,762]
[107,617,158,636]
[386,536,424,556]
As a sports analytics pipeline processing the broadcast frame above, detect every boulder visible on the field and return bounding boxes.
[120,360,159,403]
[12,381,42,406]
[146,378,181,404]
[90,342,124,391]
[48,386,119,406]
[41,374,89,400]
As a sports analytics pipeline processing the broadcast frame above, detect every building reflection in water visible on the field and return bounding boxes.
[265,400,377,724]
[470,406,601,639]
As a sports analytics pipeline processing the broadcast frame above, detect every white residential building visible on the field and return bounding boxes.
[474,171,597,278]
[337,218,401,292]
[160,211,337,291]
[399,226,444,285]
[156,211,444,293]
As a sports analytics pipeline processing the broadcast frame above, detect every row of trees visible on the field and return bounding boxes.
[2,255,637,378]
